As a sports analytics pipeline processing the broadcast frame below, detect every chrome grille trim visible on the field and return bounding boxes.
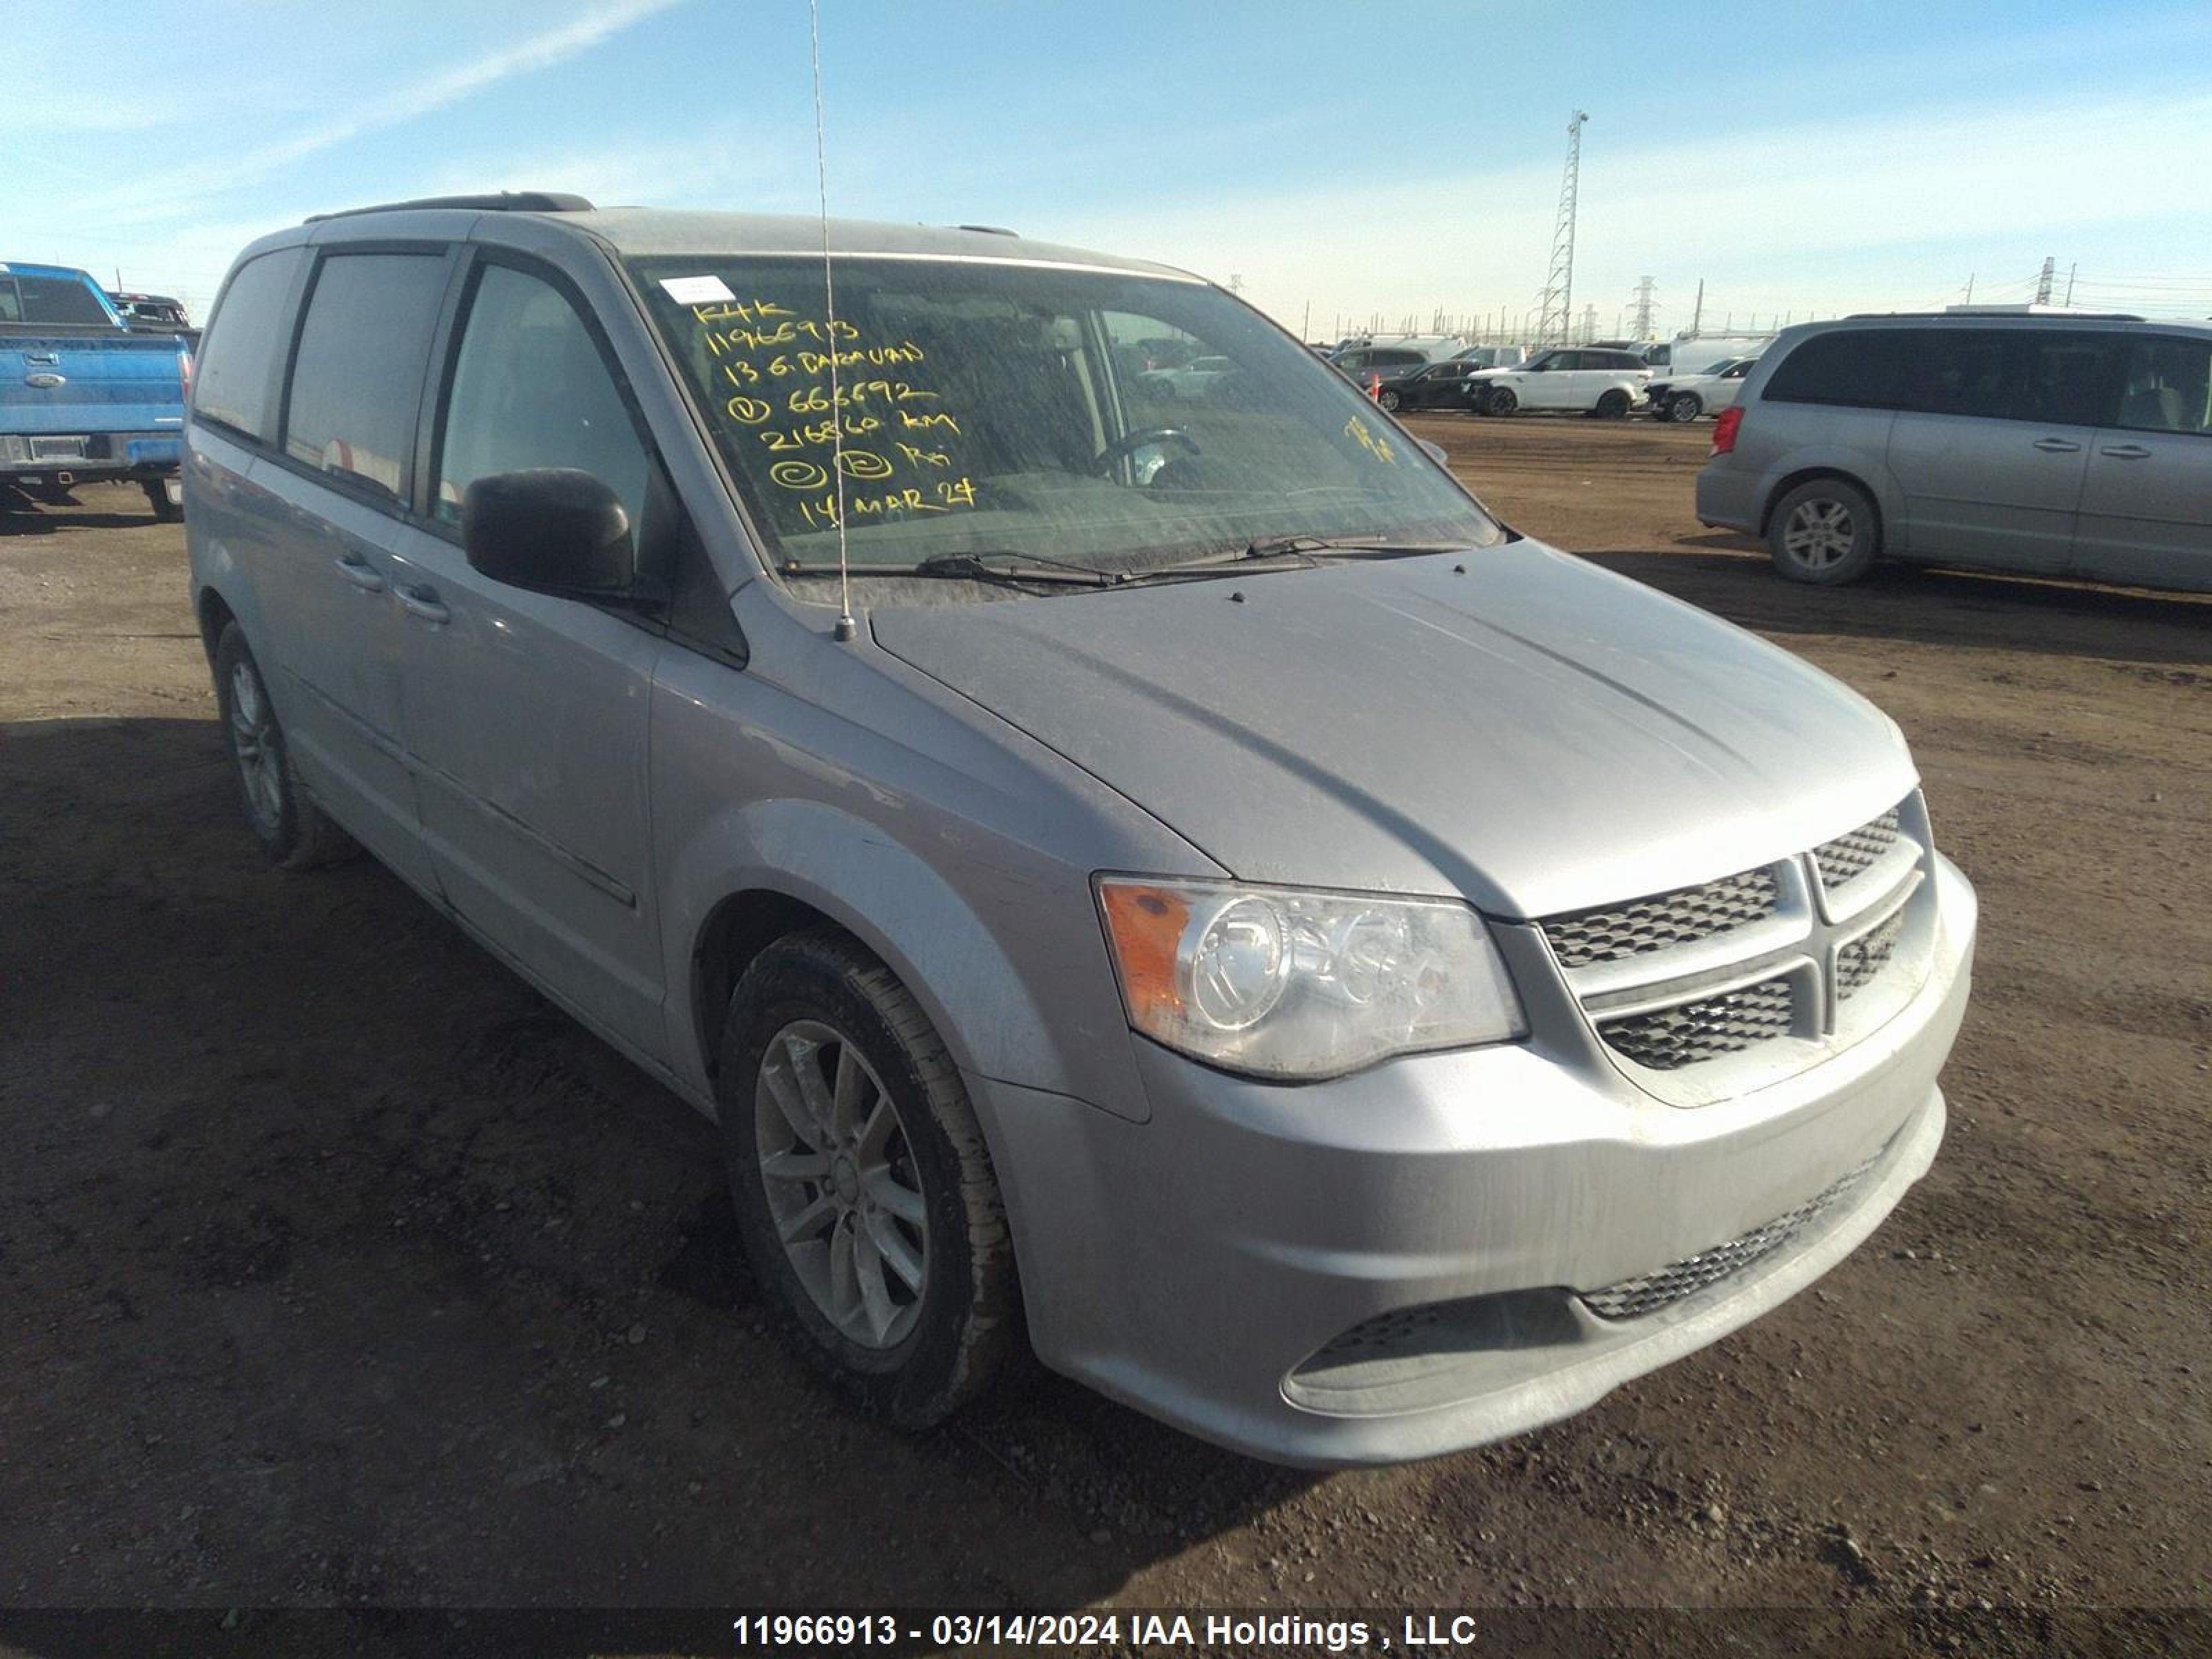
[1580,1138,1891,1320]
[1540,865,1779,969]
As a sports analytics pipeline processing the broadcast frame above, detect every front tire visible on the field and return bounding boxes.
[212,623,359,869]
[718,928,1018,1430]
[1768,478,1882,585]
[1376,388,1401,413]
[1486,386,1517,416]
[1666,393,1703,422]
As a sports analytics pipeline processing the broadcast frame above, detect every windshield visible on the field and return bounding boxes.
[628,255,1501,577]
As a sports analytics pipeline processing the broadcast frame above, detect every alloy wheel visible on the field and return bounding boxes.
[227,662,283,834]
[1781,499,1857,570]
[753,1020,929,1350]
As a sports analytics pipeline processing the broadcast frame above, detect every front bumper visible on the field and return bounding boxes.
[974,854,1974,1467]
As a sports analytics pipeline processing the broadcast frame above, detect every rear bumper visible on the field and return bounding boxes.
[0,431,181,480]
[1694,460,1760,534]
[977,855,1974,1467]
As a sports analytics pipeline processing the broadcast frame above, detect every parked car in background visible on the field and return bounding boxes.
[1644,334,1774,375]
[1371,357,1492,413]
[109,290,194,332]
[1470,348,1653,417]
[1452,344,1528,370]
[1138,353,1244,400]
[1329,344,1433,381]
[187,194,1973,1468]
[1,260,191,518]
[1649,356,1756,422]
[1697,312,2212,591]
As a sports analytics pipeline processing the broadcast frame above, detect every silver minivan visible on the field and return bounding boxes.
[185,195,1976,1467]
[1697,313,2212,591]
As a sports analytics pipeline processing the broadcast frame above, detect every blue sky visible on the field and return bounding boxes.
[10,0,2212,337]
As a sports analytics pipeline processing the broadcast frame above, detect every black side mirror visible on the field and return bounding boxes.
[462,468,635,597]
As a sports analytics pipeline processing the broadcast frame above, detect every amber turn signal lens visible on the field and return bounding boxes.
[1098,882,1190,1026]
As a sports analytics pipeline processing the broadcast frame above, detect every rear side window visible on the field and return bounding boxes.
[1761,330,1914,409]
[432,263,652,543]
[2115,336,2212,435]
[192,249,305,439]
[17,273,111,327]
[282,252,448,500]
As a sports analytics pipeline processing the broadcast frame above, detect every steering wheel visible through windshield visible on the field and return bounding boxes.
[627,254,1503,583]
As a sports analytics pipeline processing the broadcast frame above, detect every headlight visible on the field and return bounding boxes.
[1095,877,1526,1080]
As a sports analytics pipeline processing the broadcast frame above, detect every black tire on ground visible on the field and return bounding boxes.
[718,927,1020,1430]
[1487,387,1517,416]
[211,622,360,869]
[144,478,183,522]
[1766,477,1882,585]
[1376,388,1401,413]
[1666,393,1703,422]
[1595,388,1631,419]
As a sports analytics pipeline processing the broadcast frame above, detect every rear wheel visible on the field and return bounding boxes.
[212,623,359,868]
[1595,388,1631,419]
[1666,392,1703,422]
[719,928,1019,1430]
[1486,386,1518,416]
[1768,478,1881,585]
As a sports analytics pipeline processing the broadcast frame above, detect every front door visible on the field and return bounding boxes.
[386,256,673,1060]
[2071,332,2212,592]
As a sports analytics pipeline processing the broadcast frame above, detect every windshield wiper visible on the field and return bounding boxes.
[1125,536,1472,581]
[909,551,1123,588]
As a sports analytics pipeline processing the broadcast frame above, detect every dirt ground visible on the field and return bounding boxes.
[3,418,2209,1651]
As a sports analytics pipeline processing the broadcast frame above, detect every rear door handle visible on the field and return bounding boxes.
[393,582,450,625]
[2099,444,2152,460]
[333,554,385,592]
[2031,437,2081,453]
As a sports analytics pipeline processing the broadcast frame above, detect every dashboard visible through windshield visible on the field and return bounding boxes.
[628,254,1502,583]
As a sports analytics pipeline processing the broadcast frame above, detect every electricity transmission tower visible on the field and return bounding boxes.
[2034,256,2055,306]
[1630,275,1657,340]
[1536,110,1588,348]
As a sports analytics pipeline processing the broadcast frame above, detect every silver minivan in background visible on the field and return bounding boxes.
[1697,312,2212,591]
[185,194,1976,1467]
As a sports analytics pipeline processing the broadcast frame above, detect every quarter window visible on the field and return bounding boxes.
[283,252,448,499]
[2115,336,2212,435]
[1762,330,1914,409]
[433,263,652,548]
[192,248,305,440]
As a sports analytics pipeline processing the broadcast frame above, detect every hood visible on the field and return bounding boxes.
[870,542,1917,919]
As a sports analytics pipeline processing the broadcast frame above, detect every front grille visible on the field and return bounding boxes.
[1836,909,1904,1002]
[1540,865,1779,969]
[1597,975,1794,1071]
[1580,1141,1886,1320]
[1815,807,1902,890]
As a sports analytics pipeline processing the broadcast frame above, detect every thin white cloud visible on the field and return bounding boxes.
[69,0,688,225]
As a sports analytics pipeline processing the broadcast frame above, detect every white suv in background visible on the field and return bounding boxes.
[1472,348,1653,418]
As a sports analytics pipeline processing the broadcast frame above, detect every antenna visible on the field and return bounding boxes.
[807,0,856,643]
[1536,111,1587,349]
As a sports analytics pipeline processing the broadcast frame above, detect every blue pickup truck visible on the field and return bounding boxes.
[2,261,192,520]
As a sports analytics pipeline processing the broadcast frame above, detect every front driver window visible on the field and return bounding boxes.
[435,263,653,545]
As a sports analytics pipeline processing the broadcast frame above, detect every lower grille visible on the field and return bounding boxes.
[1580,1141,1887,1320]
[1597,975,1794,1071]
[1310,1304,1444,1361]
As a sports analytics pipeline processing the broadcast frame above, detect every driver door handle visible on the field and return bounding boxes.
[2100,444,2151,460]
[333,554,385,592]
[393,582,450,625]
[2031,437,2080,453]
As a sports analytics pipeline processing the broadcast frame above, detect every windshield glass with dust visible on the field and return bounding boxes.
[628,254,1501,579]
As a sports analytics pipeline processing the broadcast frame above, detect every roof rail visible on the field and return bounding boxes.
[306,191,594,224]
[1842,309,2144,322]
